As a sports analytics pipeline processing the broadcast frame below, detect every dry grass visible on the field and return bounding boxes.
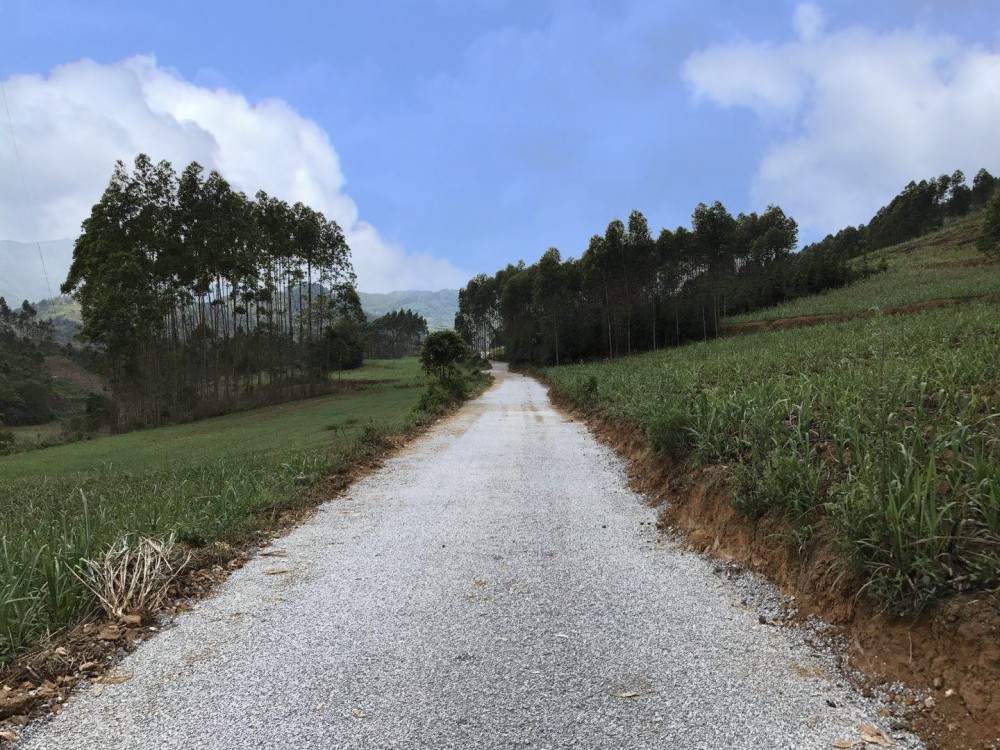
[74,533,188,620]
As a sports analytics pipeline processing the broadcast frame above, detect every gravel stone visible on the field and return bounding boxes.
[17,367,921,749]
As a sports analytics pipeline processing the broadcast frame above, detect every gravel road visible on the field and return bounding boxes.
[18,367,918,749]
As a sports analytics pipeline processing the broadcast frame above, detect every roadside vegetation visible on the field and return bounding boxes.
[545,302,1000,615]
[416,330,492,414]
[0,360,433,667]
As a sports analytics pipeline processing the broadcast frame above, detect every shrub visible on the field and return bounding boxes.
[419,331,470,385]
[978,188,1000,257]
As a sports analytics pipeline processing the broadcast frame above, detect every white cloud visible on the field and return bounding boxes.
[682,7,1000,236]
[0,56,467,293]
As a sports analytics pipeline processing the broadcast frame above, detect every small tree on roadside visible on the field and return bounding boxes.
[978,188,1000,258]
[419,330,470,385]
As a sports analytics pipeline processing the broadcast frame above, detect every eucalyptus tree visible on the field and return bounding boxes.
[691,201,737,337]
[532,248,567,364]
[625,210,656,350]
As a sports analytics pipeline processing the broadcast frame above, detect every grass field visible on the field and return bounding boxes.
[728,215,1000,323]
[2,360,426,478]
[546,302,1000,614]
[0,359,429,665]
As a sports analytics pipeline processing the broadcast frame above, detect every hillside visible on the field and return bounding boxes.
[0,359,429,669]
[358,289,458,331]
[727,213,999,325]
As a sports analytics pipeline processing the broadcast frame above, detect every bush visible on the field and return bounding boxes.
[419,331,470,384]
[0,427,14,456]
[414,333,491,417]
[978,188,1000,257]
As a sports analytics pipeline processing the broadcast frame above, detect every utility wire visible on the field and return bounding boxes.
[1,71,52,300]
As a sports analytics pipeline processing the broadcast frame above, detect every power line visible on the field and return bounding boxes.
[1,71,52,299]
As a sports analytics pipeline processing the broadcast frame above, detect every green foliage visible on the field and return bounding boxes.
[419,330,471,384]
[415,372,489,416]
[308,285,365,377]
[852,168,998,253]
[0,361,425,665]
[0,299,57,427]
[456,201,861,365]
[546,301,1000,615]
[365,308,428,359]
[0,427,14,455]
[978,187,1000,258]
[414,331,489,415]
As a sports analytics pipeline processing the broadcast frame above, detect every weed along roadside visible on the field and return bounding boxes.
[0,357,491,738]
[540,303,1000,749]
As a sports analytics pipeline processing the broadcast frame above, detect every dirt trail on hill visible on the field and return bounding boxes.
[16,367,916,750]
[723,296,978,337]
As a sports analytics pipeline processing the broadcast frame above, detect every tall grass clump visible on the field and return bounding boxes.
[546,300,1000,615]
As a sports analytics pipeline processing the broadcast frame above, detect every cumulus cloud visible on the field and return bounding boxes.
[0,56,467,292]
[682,4,1000,235]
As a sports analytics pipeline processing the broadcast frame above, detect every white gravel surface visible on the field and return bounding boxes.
[17,367,920,749]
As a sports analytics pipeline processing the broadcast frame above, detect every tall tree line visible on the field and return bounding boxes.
[456,202,862,365]
[365,309,428,359]
[63,154,363,429]
[809,167,999,258]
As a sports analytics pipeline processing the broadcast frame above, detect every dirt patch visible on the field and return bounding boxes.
[547,393,1000,750]
[724,297,979,337]
[919,258,1000,270]
[892,219,984,257]
[44,355,105,395]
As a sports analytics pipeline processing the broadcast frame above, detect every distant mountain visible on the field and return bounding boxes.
[358,289,459,331]
[0,238,75,304]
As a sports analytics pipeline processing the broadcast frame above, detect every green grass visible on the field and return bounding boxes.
[728,216,1000,323]
[0,359,429,665]
[2,360,426,477]
[337,358,428,383]
[546,302,1000,615]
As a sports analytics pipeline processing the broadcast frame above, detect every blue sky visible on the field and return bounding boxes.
[2,1,1000,292]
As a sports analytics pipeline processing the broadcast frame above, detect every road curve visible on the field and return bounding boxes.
[18,368,915,749]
